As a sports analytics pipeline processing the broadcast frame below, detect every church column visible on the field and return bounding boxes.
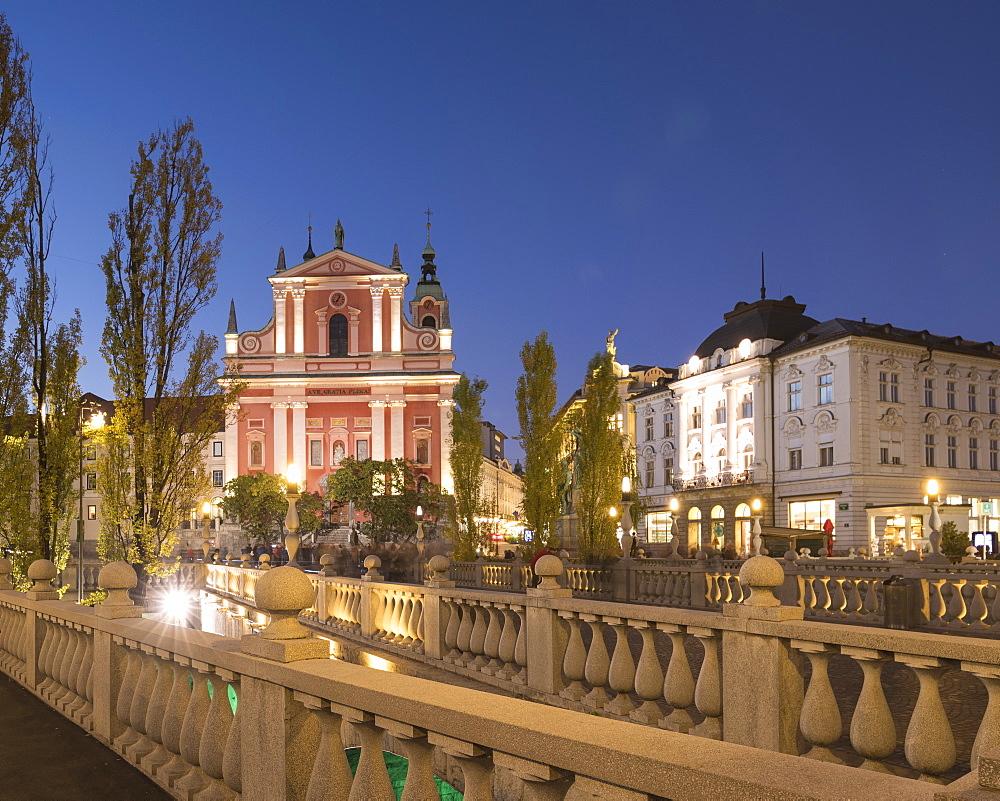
[438,399,455,493]
[387,287,404,353]
[271,402,288,473]
[370,286,384,353]
[292,287,306,354]
[725,381,738,471]
[273,288,287,354]
[291,402,308,472]
[389,400,406,459]
[369,401,387,461]
[225,403,239,482]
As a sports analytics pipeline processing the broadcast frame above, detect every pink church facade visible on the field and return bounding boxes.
[222,222,458,498]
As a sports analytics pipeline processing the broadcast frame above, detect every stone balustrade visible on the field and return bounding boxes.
[0,557,964,800]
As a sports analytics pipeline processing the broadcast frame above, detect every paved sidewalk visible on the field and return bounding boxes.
[0,673,169,801]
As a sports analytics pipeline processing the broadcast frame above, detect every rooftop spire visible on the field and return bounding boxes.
[391,243,401,270]
[422,206,435,258]
[334,218,345,250]
[760,251,766,301]
[420,208,438,283]
[303,214,315,261]
[275,246,286,272]
[227,299,238,334]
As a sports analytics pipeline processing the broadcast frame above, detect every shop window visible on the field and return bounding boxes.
[788,499,835,531]
[646,512,669,543]
[687,507,702,545]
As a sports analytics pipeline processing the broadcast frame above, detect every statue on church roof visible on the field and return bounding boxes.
[606,328,619,358]
[334,218,345,250]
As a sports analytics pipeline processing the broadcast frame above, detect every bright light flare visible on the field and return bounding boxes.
[926,479,939,498]
[161,589,193,623]
[286,463,300,490]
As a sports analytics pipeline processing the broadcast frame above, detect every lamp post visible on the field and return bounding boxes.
[750,498,763,556]
[201,501,213,562]
[667,497,679,556]
[620,476,634,557]
[76,410,105,602]
[284,464,302,568]
[415,504,425,559]
[925,479,948,563]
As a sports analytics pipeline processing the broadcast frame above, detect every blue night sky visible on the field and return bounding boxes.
[4,1,999,457]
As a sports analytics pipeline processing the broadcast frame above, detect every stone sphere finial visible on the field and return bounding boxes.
[319,553,337,577]
[240,552,251,567]
[0,556,13,590]
[363,554,383,580]
[534,554,564,591]
[428,554,450,578]
[27,559,58,593]
[225,552,234,564]
[783,548,799,563]
[739,554,785,607]
[98,560,138,606]
[254,566,316,640]
[258,553,271,570]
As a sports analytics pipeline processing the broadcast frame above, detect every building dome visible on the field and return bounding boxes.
[694,296,818,358]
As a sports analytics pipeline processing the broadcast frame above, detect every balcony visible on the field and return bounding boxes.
[677,469,755,490]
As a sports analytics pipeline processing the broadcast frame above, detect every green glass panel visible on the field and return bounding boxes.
[228,683,238,714]
[344,748,463,800]
[207,679,214,701]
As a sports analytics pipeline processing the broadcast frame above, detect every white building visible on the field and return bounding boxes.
[638,295,1000,554]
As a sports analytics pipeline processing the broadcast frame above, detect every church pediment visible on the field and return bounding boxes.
[276,250,405,281]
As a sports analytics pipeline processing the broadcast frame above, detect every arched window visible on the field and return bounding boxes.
[734,503,752,554]
[710,505,725,546]
[716,448,727,474]
[687,506,703,547]
[422,315,437,328]
[742,444,754,470]
[329,313,348,356]
[692,452,704,474]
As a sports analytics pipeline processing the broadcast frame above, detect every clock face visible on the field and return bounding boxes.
[423,299,434,309]
[331,292,347,308]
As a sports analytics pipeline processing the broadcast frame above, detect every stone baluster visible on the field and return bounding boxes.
[581,615,610,709]
[791,641,842,762]
[630,623,664,725]
[221,678,242,795]
[660,624,695,732]
[159,659,195,788]
[196,669,238,800]
[125,648,160,763]
[52,624,79,708]
[842,647,895,772]
[496,607,519,681]
[139,653,176,777]
[689,628,722,739]
[346,712,394,801]
[493,753,572,800]
[513,607,528,685]
[862,579,881,620]
[844,579,864,618]
[381,719,440,801]
[927,579,947,627]
[896,654,956,782]
[443,600,462,663]
[962,662,1000,767]
[113,646,144,753]
[813,577,831,615]
[407,597,423,649]
[35,619,58,697]
[558,613,587,702]
[604,618,637,716]
[828,579,847,616]
[469,605,490,669]
[174,666,214,798]
[946,580,968,627]
[299,698,352,800]
[69,629,94,725]
[388,593,405,641]
[801,575,815,612]
[427,733,494,800]
[967,581,989,629]
[482,606,504,675]
[456,602,475,666]
[991,582,1000,627]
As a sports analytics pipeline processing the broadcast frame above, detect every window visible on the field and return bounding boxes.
[356,439,369,460]
[212,470,224,487]
[991,440,999,471]
[212,441,223,457]
[692,452,704,474]
[879,372,899,403]
[947,381,956,410]
[788,381,802,411]
[249,440,264,467]
[789,448,802,470]
[663,412,674,438]
[924,379,934,407]
[644,416,654,441]
[925,434,936,467]
[691,409,702,429]
[329,313,349,357]
[880,447,890,465]
[645,459,654,488]
[970,438,979,470]
[422,315,436,328]
[86,473,97,490]
[742,445,753,470]
[84,444,97,461]
[947,435,958,468]
[645,512,670,543]
[970,385,978,412]
[715,402,727,425]
[818,374,833,405]
[416,438,429,465]
[990,387,998,415]
[819,446,834,467]
[309,440,323,466]
[740,393,753,419]
[663,455,674,485]
[87,505,97,520]
[788,499,836,531]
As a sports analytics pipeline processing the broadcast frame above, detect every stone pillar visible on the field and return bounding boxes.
[291,287,305,354]
[369,401,386,461]
[421,557,455,660]
[525,555,570,696]
[387,286,403,352]
[369,285,384,353]
[389,400,406,460]
[291,402,307,473]
[720,555,804,754]
[272,402,288,474]
[273,287,287,355]
[225,402,239,486]
[438,399,455,494]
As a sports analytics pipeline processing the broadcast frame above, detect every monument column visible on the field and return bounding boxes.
[370,286,384,353]
[388,287,404,353]
[271,402,288,472]
[438,399,455,493]
[369,400,387,461]
[273,288,287,355]
[291,287,306,354]
[389,400,406,459]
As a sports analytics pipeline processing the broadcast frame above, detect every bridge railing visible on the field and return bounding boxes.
[0,557,953,800]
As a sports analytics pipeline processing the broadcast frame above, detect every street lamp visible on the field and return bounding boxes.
[284,464,302,568]
[77,410,105,602]
[925,479,948,563]
[415,504,425,559]
[750,498,763,556]
[620,476,634,557]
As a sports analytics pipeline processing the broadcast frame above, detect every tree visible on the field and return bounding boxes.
[98,118,242,581]
[220,472,287,547]
[573,350,626,563]
[515,331,561,548]
[449,374,488,560]
[325,457,444,543]
[939,520,968,561]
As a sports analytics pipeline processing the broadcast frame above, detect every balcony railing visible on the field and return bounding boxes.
[676,468,755,490]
